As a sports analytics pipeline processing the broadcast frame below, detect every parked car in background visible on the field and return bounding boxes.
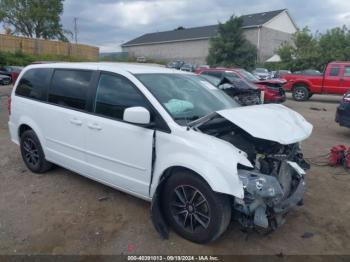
[180,63,196,72]
[0,74,12,85]
[282,62,350,101]
[335,91,350,128]
[293,69,322,76]
[252,68,270,80]
[0,66,23,84]
[9,63,312,243]
[136,56,147,63]
[199,74,261,106]
[166,60,185,70]
[273,70,292,79]
[196,65,210,70]
[196,68,286,103]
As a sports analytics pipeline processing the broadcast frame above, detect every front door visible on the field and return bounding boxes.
[84,72,154,197]
[323,65,342,94]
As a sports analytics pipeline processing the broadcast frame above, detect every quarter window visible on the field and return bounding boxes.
[94,73,149,120]
[15,68,52,101]
[48,70,92,110]
[344,66,350,77]
[329,67,340,76]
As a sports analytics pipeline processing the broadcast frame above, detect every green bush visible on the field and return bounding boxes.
[0,50,92,67]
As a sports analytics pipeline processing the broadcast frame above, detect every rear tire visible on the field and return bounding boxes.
[20,130,52,173]
[161,170,232,243]
[292,86,310,101]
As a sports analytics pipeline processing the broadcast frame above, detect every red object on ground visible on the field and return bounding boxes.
[329,145,347,166]
[345,148,350,169]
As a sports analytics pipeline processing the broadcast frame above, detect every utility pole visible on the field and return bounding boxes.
[73,17,78,44]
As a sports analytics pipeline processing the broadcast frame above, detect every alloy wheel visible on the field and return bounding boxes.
[22,137,40,167]
[170,185,211,232]
[294,89,306,100]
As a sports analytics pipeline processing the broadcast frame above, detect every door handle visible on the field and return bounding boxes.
[88,123,102,131]
[70,118,83,126]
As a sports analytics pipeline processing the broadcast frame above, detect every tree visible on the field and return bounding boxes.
[207,15,257,69]
[277,26,350,71]
[318,26,350,65]
[0,0,69,42]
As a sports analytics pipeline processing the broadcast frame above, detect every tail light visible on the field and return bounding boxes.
[8,96,11,115]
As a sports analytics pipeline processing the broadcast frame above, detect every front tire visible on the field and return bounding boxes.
[20,130,52,173]
[161,170,232,243]
[292,85,310,101]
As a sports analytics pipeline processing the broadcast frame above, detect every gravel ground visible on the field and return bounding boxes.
[0,84,349,255]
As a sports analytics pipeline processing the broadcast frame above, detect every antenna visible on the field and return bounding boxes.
[73,17,79,44]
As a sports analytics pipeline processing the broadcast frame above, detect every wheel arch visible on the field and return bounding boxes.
[151,163,242,200]
[292,81,311,91]
[17,117,46,151]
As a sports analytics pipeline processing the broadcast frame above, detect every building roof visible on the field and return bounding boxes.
[122,9,286,47]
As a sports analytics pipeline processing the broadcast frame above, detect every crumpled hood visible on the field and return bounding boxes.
[216,104,313,145]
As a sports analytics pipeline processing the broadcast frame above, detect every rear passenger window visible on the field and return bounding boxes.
[15,68,52,101]
[344,67,350,77]
[201,71,223,79]
[94,73,149,120]
[329,67,340,76]
[48,70,92,110]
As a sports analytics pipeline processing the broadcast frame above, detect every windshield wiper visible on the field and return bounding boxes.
[174,116,201,121]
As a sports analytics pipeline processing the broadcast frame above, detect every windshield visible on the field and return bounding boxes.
[255,68,268,73]
[136,73,239,125]
[237,69,259,82]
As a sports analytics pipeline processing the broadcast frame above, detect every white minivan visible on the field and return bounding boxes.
[9,63,312,243]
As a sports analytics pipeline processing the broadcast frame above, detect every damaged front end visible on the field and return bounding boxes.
[235,146,308,232]
[191,111,311,232]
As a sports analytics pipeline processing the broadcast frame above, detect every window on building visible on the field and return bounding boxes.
[48,70,92,110]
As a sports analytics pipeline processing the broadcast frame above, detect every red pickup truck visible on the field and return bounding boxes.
[283,62,350,101]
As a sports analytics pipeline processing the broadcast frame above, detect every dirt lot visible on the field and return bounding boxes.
[0,85,350,255]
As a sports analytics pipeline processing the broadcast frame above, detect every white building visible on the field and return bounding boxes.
[122,9,298,64]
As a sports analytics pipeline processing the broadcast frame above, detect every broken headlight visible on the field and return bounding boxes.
[238,169,284,198]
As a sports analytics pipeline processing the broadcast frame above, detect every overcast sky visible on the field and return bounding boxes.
[4,0,350,52]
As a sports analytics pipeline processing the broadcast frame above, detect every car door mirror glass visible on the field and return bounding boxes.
[123,107,151,125]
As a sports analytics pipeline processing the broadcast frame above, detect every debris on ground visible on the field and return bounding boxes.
[301,232,315,239]
[309,107,327,111]
[98,196,110,202]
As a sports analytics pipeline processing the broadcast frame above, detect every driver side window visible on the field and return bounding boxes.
[94,73,150,121]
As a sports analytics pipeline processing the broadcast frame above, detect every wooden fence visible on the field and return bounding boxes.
[0,34,99,60]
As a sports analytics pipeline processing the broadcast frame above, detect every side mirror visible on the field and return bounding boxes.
[123,107,151,125]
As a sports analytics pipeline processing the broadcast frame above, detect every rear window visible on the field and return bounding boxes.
[48,70,92,110]
[201,71,223,79]
[15,68,52,101]
[344,66,350,77]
